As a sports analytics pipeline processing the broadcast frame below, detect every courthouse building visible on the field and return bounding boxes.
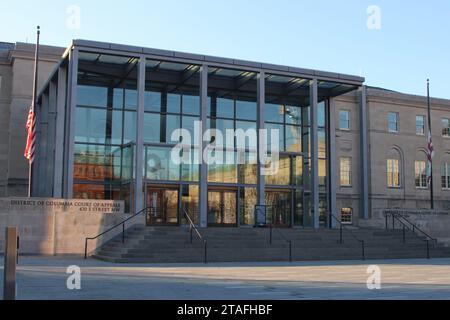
[1,39,450,229]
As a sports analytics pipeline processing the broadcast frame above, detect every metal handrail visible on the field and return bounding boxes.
[183,207,208,264]
[386,212,437,243]
[385,212,437,259]
[256,206,293,262]
[331,213,366,260]
[84,207,152,259]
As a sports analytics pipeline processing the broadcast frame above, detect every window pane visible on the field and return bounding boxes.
[286,106,301,125]
[144,91,161,112]
[286,125,302,153]
[75,108,122,145]
[265,104,284,123]
[74,144,122,182]
[265,157,290,185]
[123,111,136,144]
[339,110,350,130]
[168,93,181,114]
[318,102,326,128]
[183,95,200,115]
[266,123,284,152]
[77,85,108,108]
[340,157,351,186]
[236,100,256,120]
[216,98,234,118]
[181,148,199,182]
[145,147,179,180]
[166,115,181,143]
[240,188,257,226]
[144,113,161,143]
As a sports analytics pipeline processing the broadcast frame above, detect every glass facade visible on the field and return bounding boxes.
[57,45,360,227]
[74,52,138,212]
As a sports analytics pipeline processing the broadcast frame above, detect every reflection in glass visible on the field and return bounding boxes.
[265,157,290,185]
[181,185,199,225]
[265,191,291,226]
[145,147,180,181]
[294,190,303,226]
[240,188,257,226]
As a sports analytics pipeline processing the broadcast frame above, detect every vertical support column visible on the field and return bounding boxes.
[54,67,67,198]
[257,71,266,207]
[359,85,369,219]
[199,64,208,228]
[66,48,79,199]
[329,97,338,228]
[310,79,320,229]
[135,56,146,214]
[38,93,49,196]
[47,81,57,197]
[3,227,18,300]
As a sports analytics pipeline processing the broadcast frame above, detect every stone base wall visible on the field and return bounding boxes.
[360,208,450,245]
[0,197,138,256]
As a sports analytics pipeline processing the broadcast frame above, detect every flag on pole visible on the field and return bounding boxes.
[24,105,36,164]
[427,129,434,185]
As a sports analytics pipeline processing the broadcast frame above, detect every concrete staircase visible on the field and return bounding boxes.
[93,226,450,263]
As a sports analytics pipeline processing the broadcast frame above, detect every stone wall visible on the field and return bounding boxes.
[360,208,450,245]
[0,197,140,256]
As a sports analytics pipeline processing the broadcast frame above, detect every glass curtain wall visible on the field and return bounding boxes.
[143,59,201,224]
[207,67,258,226]
[265,74,310,227]
[74,52,138,212]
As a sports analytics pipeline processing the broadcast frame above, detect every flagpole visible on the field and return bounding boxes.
[427,79,434,210]
[28,26,40,198]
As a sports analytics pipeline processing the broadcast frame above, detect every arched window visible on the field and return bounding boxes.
[442,154,450,190]
[415,150,428,189]
[387,148,402,188]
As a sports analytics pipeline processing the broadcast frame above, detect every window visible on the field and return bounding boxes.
[442,162,450,190]
[415,161,428,188]
[416,115,425,135]
[340,157,352,187]
[443,118,450,137]
[387,159,400,187]
[388,112,399,133]
[339,110,350,130]
[340,208,353,225]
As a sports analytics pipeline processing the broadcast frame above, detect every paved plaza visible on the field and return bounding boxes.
[1,257,450,300]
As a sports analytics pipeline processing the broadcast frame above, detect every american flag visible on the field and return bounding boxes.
[24,105,36,164]
[427,129,435,184]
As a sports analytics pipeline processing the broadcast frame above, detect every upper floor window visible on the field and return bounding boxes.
[442,118,450,137]
[339,110,350,130]
[415,160,428,188]
[442,162,450,190]
[340,157,352,187]
[388,112,399,133]
[416,115,425,135]
[387,158,400,188]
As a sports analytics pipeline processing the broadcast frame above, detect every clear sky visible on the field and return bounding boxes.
[1,0,449,99]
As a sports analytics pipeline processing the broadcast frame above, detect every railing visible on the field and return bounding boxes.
[183,208,208,264]
[331,214,366,260]
[269,223,293,262]
[384,211,437,259]
[255,205,293,262]
[84,207,153,259]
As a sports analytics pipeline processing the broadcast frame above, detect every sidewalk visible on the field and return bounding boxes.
[1,256,450,300]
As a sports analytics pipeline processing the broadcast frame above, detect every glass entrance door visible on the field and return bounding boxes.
[207,190,237,226]
[146,187,179,225]
[265,190,292,227]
